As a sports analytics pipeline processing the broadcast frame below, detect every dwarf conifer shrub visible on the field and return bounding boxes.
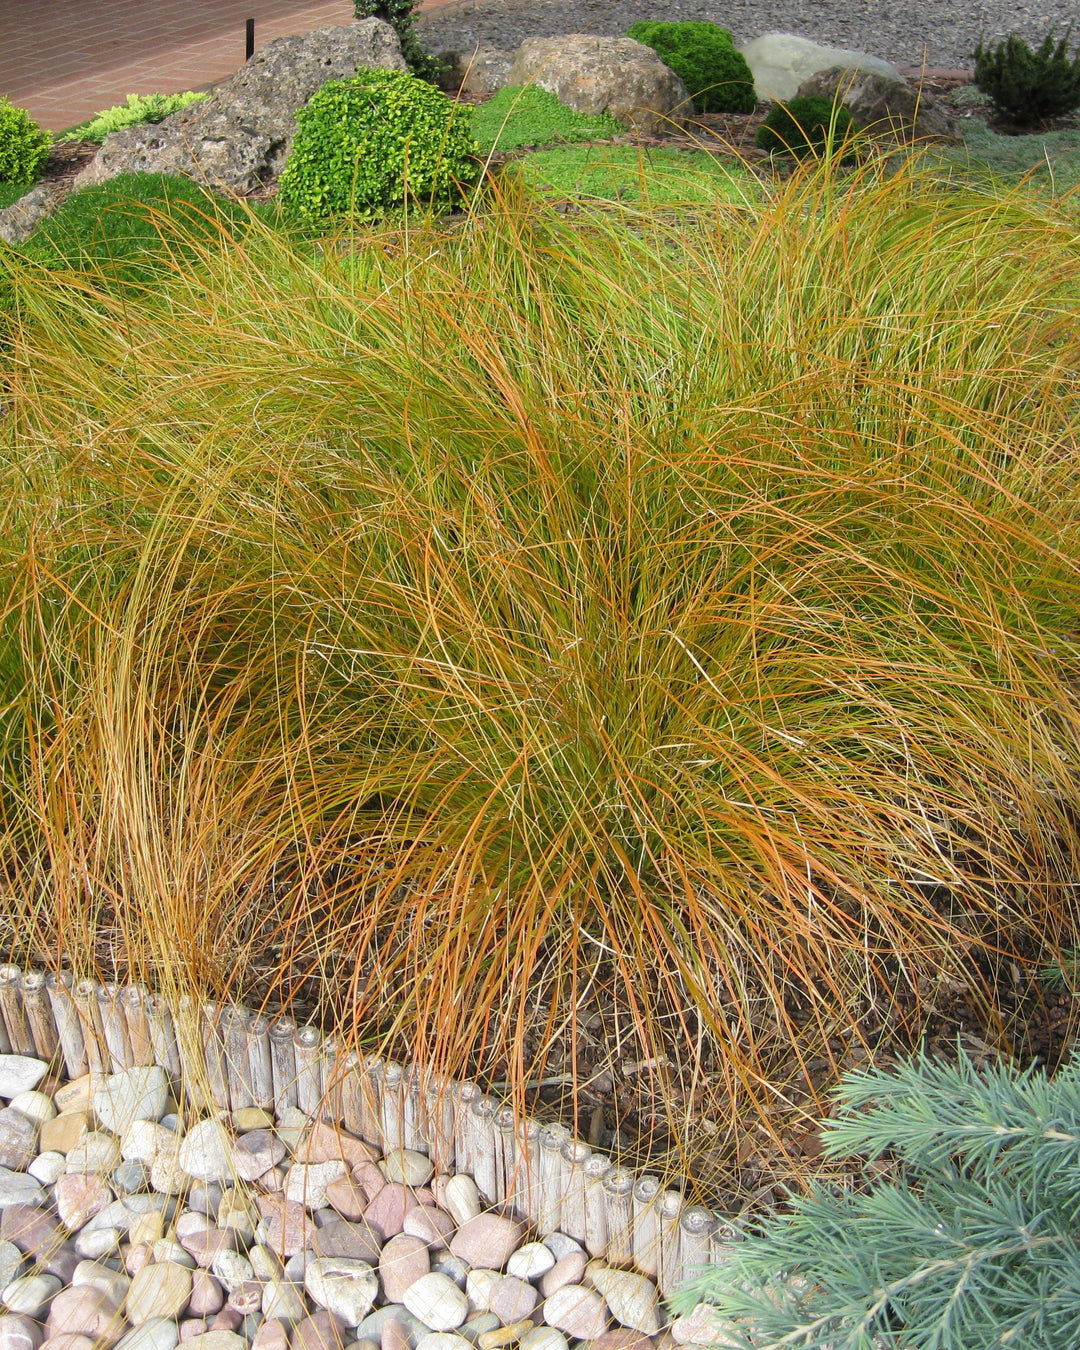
[672,1047,1080,1349]
[973,27,1080,125]
[626,20,756,113]
[756,96,858,158]
[353,0,445,83]
[0,97,50,185]
[278,69,479,224]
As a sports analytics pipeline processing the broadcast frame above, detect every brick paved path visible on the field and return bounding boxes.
[1,0,461,132]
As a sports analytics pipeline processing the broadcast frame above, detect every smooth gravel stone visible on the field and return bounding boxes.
[0,1060,47,1100]
[295,1127,377,1172]
[115,1320,181,1350]
[210,1252,254,1295]
[71,1264,129,1305]
[415,1337,472,1350]
[323,1178,367,1224]
[0,1115,36,1173]
[291,1312,349,1350]
[542,1287,607,1340]
[127,1261,194,1323]
[304,1258,379,1327]
[540,1236,582,1262]
[94,1069,169,1137]
[149,1147,187,1197]
[519,1330,567,1350]
[312,1222,382,1266]
[177,1214,214,1241]
[2,1273,61,1316]
[506,1244,554,1282]
[8,1094,54,1128]
[225,1283,262,1317]
[28,1155,64,1186]
[351,1166,385,1205]
[113,1161,150,1196]
[251,1323,289,1350]
[403,1207,454,1252]
[212,1313,242,1334]
[182,1230,241,1269]
[0,1172,44,1209]
[488,1278,538,1325]
[380,1153,433,1189]
[189,1186,224,1219]
[403,1274,468,1333]
[129,1214,165,1249]
[232,1110,274,1134]
[248,1247,283,1281]
[380,1319,409,1350]
[464,1272,499,1317]
[538,1255,586,1300]
[345,1340,377,1350]
[54,1079,95,1115]
[275,1110,308,1152]
[258,1199,312,1258]
[179,1327,208,1345]
[0,1314,42,1350]
[458,1317,499,1347]
[38,1245,79,1286]
[181,1334,248,1350]
[55,1174,111,1231]
[430,1256,468,1292]
[232,1133,286,1184]
[0,1249,19,1291]
[151,1240,196,1269]
[261,1278,305,1327]
[283,1255,308,1282]
[286,1164,347,1213]
[449,1218,523,1273]
[122,1122,176,1166]
[39,1115,88,1158]
[1,1204,60,1254]
[586,1271,658,1335]
[354,1307,426,1346]
[65,1134,120,1176]
[379,1234,431,1303]
[363,1186,414,1243]
[585,1332,656,1350]
[438,1179,479,1229]
[83,1195,171,1236]
[41,1339,95,1350]
[74,1228,120,1260]
[46,1285,126,1343]
[188,1273,225,1318]
[180,1122,234,1184]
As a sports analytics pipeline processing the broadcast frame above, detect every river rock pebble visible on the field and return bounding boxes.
[542,1286,608,1340]
[178,1123,233,1185]
[93,1072,169,1139]
[0,1062,47,1102]
[0,1117,36,1175]
[0,1313,43,1350]
[402,1275,468,1333]
[449,1218,523,1272]
[587,1272,659,1336]
[0,1174,44,1209]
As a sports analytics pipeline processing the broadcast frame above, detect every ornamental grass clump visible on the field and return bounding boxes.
[1,154,1079,1164]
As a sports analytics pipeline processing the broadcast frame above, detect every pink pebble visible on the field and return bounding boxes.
[188,1271,225,1317]
[179,1323,209,1343]
[252,1321,290,1350]
[212,1309,243,1332]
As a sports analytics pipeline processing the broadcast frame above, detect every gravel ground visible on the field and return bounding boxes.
[418,0,1078,76]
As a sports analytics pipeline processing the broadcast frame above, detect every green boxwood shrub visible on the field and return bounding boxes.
[974,27,1080,125]
[472,86,624,153]
[57,91,208,145]
[625,20,756,114]
[0,97,50,185]
[278,69,479,224]
[755,96,858,158]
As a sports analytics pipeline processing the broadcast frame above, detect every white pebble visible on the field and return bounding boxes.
[507,1243,555,1281]
[27,1152,65,1185]
[404,1273,469,1332]
[7,1092,56,1126]
[1,1272,61,1316]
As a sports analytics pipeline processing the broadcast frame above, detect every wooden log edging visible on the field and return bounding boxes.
[0,964,737,1298]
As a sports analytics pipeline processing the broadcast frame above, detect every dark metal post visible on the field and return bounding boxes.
[245,18,255,60]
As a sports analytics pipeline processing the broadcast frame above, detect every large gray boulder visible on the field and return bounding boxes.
[796,67,958,140]
[441,46,514,97]
[505,36,692,137]
[740,33,903,103]
[75,19,407,195]
[0,184,60,245]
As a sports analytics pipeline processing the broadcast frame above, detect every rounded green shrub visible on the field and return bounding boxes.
[755,96,858,158]
[278,69,479,223]
[0,97,51,185]
[625,20,756,114]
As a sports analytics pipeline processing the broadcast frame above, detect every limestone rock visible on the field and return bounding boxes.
[75,20,407,195]
[64,1134,120,1176]
[179,1120,233,1183]
[40,1114,88,1157]
[542,1286,607,1341]
[795,67,958,139]
[669,1304,743,1347]
[285,1162,346,1212]
[739,33,903,102]
[587,1270,658,1335]
[505,36,691,137]
[444,47,513,97]
[438,1177,479,1228]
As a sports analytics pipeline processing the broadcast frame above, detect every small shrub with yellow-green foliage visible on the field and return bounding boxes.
[1,154,1078,1163]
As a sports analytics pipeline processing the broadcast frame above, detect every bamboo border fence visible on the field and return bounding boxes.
[0,964,736,1297]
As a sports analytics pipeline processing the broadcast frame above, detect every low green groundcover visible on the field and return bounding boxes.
[472,86,625,153]
[508,144,757,206]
